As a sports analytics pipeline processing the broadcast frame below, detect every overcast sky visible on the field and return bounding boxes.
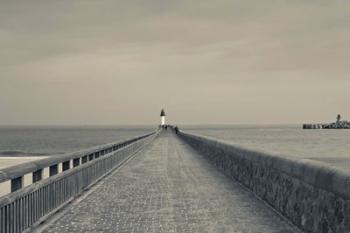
[1,0,349,125]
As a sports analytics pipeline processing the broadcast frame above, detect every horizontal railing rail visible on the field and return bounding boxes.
[0,130,158,233]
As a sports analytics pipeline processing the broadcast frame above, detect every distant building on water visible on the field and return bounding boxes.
[303,114,350,129]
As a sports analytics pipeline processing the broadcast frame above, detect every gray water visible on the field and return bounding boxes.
[0,126,154,170]
[182,125,350,170]
[0,126,155,157]
[0,126,155,196]
[1,125,350,169]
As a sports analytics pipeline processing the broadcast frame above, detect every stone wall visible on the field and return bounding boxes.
[179,131,350,233]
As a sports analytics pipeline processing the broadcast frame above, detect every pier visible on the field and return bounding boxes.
[303,114,350,129]
[0,129,349,233]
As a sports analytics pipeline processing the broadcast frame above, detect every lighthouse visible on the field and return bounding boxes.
[160,109,166,126]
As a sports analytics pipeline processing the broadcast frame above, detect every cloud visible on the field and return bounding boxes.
[0,0,349,124]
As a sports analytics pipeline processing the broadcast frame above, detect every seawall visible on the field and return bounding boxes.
[179,131,350,233]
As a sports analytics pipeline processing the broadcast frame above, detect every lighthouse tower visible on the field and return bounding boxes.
[160,109,166,126]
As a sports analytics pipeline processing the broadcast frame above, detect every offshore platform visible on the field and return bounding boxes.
[303,114,350,129]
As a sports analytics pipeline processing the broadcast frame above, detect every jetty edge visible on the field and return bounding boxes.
[178,129,350,233]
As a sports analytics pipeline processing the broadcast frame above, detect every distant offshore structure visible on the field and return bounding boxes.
[303,114,350,129]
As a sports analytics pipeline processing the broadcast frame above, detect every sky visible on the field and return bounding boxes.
[1,0,349,125]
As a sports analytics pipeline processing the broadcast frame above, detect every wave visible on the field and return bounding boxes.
[0,151,52,157]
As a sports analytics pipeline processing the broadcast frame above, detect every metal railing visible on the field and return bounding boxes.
[0,130,158,233]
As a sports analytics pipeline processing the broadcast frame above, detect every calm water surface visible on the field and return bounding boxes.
[0,126,154,155]
[0,126,155,196]
[0,126,154,167]
[182,125,350,169]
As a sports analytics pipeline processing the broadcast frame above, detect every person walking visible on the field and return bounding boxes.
[175,126,179,134]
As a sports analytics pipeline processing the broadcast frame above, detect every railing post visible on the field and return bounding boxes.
[32,169,43,183]
[49,164,58,176]
[11,176,23,192]
[62,161,70,171]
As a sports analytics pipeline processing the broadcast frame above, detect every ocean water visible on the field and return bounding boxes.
[182,125,350,170]
[0,126,155,156]
[0,126,154,168]
[0,126,155,196]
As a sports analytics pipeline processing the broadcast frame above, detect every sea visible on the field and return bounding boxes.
[0,126,155,168]
[1,124,350,169]
[0,125,349,196]
[0,126,155,196]
[182,125,350,170]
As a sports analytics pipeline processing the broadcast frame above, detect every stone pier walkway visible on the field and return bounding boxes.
[42,131,298,233]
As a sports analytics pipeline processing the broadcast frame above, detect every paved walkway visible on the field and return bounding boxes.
[43,131,298,233]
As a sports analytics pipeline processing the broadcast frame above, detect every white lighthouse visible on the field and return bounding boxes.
[160,109,166,126]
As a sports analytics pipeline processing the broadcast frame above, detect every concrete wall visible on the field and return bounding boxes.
[179,131,350,233]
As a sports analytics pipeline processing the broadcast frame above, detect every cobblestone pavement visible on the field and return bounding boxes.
[43,131,298,233]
